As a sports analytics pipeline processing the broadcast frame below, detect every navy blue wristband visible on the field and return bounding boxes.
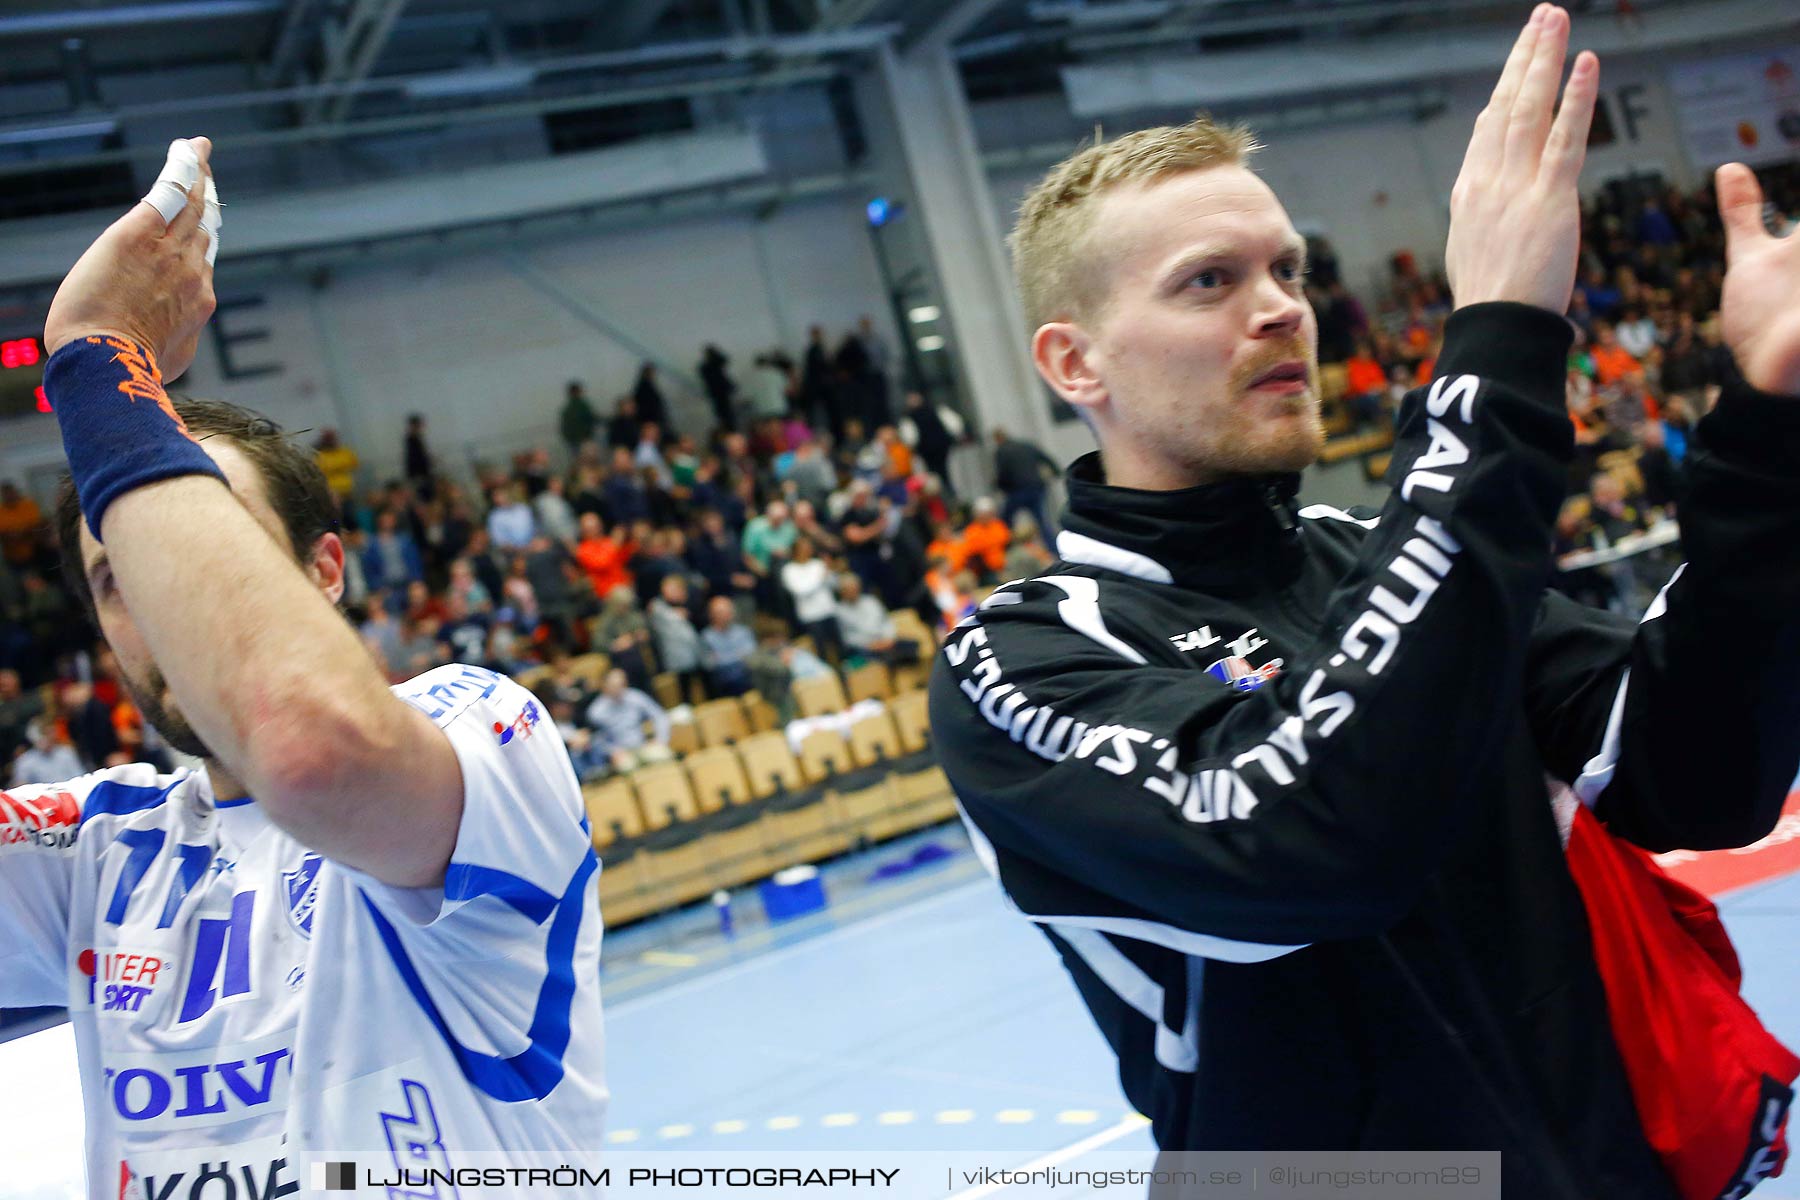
[43,336,228,541]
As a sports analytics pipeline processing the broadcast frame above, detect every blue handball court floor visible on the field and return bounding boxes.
[5,819,1799,1198]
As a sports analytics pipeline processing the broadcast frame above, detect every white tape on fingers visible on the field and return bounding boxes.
[142,138,223,265]
[201,173,221,266]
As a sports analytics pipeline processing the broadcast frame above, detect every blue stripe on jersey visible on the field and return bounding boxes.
[443,863,558,924]
[359,847,599,1103]
[80,779,180,825]
[214,795,256,809]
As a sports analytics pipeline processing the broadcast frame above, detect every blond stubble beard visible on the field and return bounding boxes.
[1201,344,1327,477]
[1196,390,1325,478]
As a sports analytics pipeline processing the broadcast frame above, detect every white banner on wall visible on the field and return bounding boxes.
[1668,47,1800,170]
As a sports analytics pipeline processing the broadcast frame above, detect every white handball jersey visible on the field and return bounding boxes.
[0,663,607,1198]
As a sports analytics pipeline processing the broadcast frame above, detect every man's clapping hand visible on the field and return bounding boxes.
[1716,164,1800,397]
[1446,6,1599,315]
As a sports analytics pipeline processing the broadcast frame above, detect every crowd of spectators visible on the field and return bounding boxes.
[1311,163,1800,612]
[0,319,1059,787]
[5,162,1795,786]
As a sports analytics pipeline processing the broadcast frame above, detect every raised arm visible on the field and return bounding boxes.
[1525,164,1800,850]
[41,140,464,888]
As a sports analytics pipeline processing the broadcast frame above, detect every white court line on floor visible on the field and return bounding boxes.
[946,1116,1149,1200]
[608,877,994,1018]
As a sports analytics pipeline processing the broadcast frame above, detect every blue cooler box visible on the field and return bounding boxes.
[759,865,828,923]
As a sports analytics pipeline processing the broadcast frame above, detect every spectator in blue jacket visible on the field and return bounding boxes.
[361,509,424,597]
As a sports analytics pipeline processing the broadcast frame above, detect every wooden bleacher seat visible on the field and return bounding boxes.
[737,732,807,799]
[512,663,553,692]
[873,766,957,842]
[847,711,903,768]
[887,609,935,660]
[762,790,849,864]
[650,671,682,710]
[666,719,701,757]
[891,663,926,694]
[694,697,751,747]
[685,746,753,812]
[742,690,781,733]
[740,732,843,863]
[1320,402,1354,438]
[638,824,716,907]
[631,761,701,830]
[1318,362,1350,404]
[833,774,898,844]
[843,661,892,705]
[890,689,931,754]
[793,672,848,718]
[702,814,776,890]
[797,728,856,783]
[596,852,658,925]
[1318,428,1395,465]
[581,778,644,849]
[566,652,611,690]
[797,725,897,841]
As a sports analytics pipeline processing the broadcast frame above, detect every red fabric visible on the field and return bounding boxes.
[1566,804,1798,1200]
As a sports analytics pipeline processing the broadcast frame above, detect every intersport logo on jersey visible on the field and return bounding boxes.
[0,789,80,851]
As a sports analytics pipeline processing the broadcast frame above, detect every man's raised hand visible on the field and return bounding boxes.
[1446,5,1599,314]
[43,137,218,382]
[1717,163,1800,397]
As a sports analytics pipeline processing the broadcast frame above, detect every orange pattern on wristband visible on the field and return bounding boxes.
[83,334,192,438]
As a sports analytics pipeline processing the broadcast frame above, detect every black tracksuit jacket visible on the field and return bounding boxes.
[930,303,1800,1197]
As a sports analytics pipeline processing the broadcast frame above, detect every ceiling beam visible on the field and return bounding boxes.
[590,0,684,50]
[0,64,841,183]
[907,0,1013,48]
[0,0,283,39]
[301,0,410,126]
[262,0,330,86]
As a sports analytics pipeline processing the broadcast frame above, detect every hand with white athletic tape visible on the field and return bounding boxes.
[42,137,227,539]
[44,136,220,383]
[1445,5,1599,315]
[1715,164,1800,397]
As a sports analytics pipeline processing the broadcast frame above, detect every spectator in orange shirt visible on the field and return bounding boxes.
[926,520,969,575]
[573,513,635,598]
[1589,320,1643,386]
[1344,340,1387,400]
[1412,335,1443,388]
[923,557,977,632]
[960,497,1012,578]
[876,425,914,479]
[0,481,43,568]
[111,695,146,766]
[1344,339,1391,430]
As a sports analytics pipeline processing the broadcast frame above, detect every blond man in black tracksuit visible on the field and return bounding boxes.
[931,7,1800,1195]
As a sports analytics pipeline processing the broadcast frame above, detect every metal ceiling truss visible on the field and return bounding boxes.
[302,0,412,125]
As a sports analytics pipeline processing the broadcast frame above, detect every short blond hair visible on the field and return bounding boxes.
[1010,115,1259,330]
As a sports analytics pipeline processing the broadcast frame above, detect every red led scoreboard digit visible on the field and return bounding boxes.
[0,336,49,419]
[1,337,40,369]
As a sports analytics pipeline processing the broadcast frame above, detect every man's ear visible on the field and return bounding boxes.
[309,532,347,606]
[1032,321,1108,419]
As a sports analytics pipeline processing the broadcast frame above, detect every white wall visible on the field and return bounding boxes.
[0,191,893,499]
